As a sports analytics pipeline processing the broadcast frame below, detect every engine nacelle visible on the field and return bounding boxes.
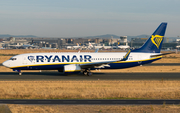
[64,64,81,73]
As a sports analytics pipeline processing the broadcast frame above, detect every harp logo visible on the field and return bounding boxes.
[28,56,34,62]
[151,35,164,49]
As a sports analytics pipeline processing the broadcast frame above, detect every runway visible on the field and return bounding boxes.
[0,99,179,105]
[0,72,179,80]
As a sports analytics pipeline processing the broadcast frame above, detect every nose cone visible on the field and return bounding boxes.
[2,61,9,67]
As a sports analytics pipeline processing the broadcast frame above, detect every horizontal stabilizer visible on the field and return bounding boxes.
[150,52,175,57]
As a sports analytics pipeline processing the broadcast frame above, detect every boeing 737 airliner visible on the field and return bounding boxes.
[3,22,167,76]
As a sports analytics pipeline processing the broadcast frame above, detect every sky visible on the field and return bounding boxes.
[0,0,180,37]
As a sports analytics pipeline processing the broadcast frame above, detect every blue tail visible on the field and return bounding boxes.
[131,22,167,53]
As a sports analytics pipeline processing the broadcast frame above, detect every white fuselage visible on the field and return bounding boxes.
[2,52,158,69]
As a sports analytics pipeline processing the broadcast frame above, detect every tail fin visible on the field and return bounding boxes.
[89,42,93,47]
[131,22,167,53]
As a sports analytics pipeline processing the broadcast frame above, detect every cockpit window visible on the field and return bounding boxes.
[9,58,17,61]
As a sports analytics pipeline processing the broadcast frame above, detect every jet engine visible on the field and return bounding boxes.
[64,64,81,73]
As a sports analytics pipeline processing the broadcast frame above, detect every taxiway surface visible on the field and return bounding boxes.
[1,99,180,105]
[0,72,179,80]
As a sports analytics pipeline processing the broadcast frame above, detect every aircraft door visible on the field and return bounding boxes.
[138,54,142,64]
[22,56,27,65]
[138,54,142,60]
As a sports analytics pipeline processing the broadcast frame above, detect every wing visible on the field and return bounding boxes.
[80,49,131,69]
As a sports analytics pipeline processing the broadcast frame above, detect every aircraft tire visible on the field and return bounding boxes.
[87,72,93,76]
[83,71,87,75]
[19,72,22,76]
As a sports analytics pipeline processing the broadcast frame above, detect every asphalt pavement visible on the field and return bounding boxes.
[0,99,179,105]
[0,72,179,80]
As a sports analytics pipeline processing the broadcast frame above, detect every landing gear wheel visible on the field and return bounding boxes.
[18,70,22,76]
[83,71,87,75]
[87,72,93,76]
[19,72,22,76]
[82,69,93,76]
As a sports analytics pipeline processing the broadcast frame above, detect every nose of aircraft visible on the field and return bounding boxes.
[2,61,9,67]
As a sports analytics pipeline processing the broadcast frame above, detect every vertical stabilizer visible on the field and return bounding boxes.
[132,22,167,53]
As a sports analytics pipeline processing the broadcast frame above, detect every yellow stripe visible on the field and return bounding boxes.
[65,70,81,72]
[10,56,162,69]
[124,50,131,58]
[113,56,162,63]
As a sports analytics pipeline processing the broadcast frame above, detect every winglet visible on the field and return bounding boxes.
[120,49,131,61]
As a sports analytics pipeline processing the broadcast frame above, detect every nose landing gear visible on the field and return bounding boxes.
[13,69,22,76]
[18,70,22,76]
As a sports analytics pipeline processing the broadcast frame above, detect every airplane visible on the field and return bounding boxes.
[116,42,130,50]
[94,45,103,49]
[3,22,167,76]
[7,43,38,49]
[103,46,112,49]
[0,47,4,49]
[72,43,81,49]
[93,42,114,50]
[88,42,93,49]
[66,46,72,49]
[94,44,112,50]
[19,44,39,49]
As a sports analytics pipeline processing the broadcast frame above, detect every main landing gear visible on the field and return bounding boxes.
[82,69,93,76]
[18,70,22,76]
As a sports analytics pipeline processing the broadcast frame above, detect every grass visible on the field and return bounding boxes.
[0,80,179,99]
[0,54,18,56]
[8,105,180,113]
